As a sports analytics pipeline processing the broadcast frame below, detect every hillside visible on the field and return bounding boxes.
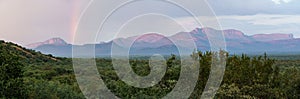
[0,40,82,98]
[0,40,59,63]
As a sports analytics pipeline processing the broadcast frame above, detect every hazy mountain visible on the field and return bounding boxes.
[28,28,300,57]
[26,38,68,49]
[251,33,294,42]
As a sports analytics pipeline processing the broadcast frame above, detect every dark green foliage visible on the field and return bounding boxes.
[96,56,180,98]
[0,41,83,99]
[24,78,84,99]
[0,43,25,98]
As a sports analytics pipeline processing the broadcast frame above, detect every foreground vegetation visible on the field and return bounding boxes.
[0,41,299,98]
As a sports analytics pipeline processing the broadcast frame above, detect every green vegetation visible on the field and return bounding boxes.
[0,41,25,98]
[0,40,299,98]
[0,41,84,98]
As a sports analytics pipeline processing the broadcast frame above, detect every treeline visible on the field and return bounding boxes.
[98,51,299,98]
[191,52,299,98]
[0,44,299,98]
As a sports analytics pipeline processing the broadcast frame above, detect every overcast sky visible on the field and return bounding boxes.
[0,0,300,45]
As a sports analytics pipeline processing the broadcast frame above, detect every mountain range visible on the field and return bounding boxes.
[26,28,300,57]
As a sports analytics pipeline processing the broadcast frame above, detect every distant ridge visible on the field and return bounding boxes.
[251,33,294,42]
[27,28,300,57]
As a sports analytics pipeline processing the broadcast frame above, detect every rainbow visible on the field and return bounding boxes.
[70,1,80,44]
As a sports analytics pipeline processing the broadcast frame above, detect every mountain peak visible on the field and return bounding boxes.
[136,33,166,43]
[191,27,245,36]
[26,37,67,49]
[45,38,67,45]
[191,28,248,40]
[223,29,246,39]
[190,27,216,34]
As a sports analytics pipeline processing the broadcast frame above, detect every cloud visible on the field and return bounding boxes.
[220,14,300,25]
[272,0,282,4]
[272,0,293,4]
[174,14,300,37]
[175,14,300,28]
[207,0,300,15]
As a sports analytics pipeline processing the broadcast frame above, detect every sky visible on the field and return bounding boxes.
[0,0,300,45]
